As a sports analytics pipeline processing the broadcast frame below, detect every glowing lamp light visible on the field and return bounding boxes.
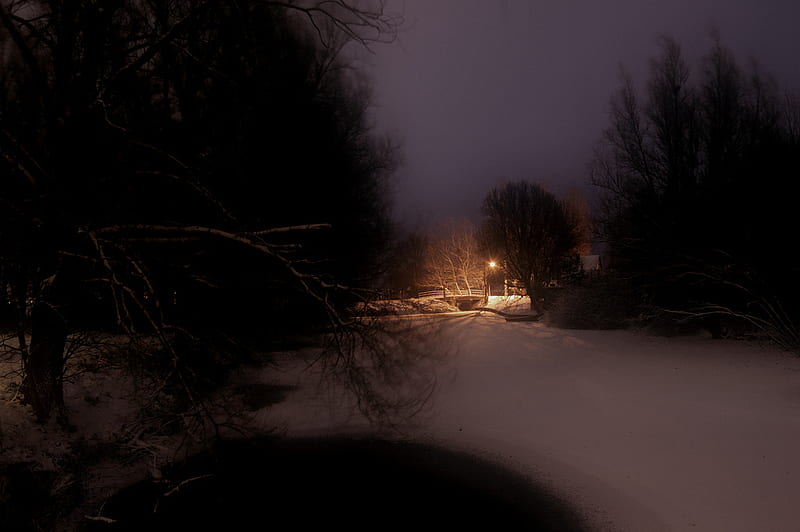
[484,261,497,300]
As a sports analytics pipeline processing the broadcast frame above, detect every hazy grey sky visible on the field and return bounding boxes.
[356,0,800,229]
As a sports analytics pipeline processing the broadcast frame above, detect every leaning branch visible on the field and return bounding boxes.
[93,223,353,327]
[250,224,332,235]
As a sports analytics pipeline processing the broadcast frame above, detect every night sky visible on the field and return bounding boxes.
[357,0,800,229]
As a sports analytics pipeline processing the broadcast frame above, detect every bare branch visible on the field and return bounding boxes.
[84,515,117,524]
[164,474,214,497]
[264,0,402,49]
[104,1,212,93]
[250,224,332,235]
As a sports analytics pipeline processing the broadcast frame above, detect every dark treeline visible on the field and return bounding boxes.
[0,1,398,426]
[592,35,800,347]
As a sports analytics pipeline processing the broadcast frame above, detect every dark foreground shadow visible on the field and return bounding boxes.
[81,437,590,531]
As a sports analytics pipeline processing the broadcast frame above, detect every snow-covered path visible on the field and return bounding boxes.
[264,304,800,531]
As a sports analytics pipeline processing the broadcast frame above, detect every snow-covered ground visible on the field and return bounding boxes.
[3,295,800,530]
[264,296,800,531]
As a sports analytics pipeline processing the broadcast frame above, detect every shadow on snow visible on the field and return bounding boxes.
[81,436,590,531]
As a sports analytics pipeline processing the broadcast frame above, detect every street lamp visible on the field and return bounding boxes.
[484,260,497,301]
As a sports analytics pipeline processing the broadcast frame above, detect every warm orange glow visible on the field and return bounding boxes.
[488,261,497,268]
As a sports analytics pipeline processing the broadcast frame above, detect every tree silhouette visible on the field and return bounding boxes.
[381,231,428,298]
[592,35,800,347]
[0,1,403,426]
[561,187,593,256]
[481,182,575,314]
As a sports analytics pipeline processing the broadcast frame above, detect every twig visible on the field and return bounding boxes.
[83,515,117,524]
[164,474,214,497]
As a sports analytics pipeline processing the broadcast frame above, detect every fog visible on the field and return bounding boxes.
[359,0,800,228]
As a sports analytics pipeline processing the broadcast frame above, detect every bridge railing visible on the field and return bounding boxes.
[418,288,485,299]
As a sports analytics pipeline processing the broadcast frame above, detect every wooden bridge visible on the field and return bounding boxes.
[417,288,486,309]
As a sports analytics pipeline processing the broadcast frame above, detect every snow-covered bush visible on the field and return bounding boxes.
[360,298,458,316]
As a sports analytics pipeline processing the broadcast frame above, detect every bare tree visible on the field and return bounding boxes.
[420,219,485,296]
[382,231,428,297]
[481,182,575,314]
[0,0,407,429]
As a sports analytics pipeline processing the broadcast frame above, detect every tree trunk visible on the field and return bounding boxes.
[23,303,68,425]
[524,280,544,315]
